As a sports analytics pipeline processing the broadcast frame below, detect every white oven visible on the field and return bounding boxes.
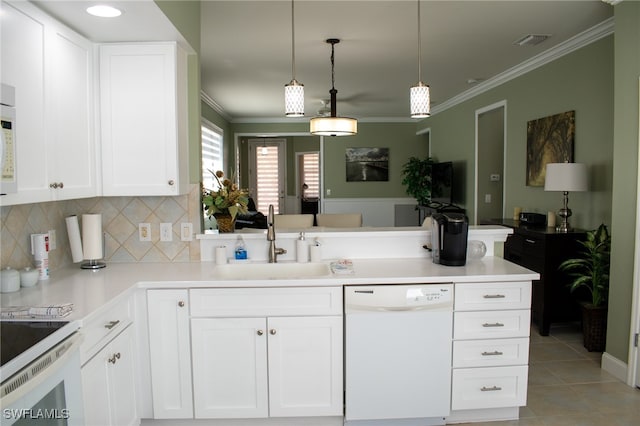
[0,331,84,425]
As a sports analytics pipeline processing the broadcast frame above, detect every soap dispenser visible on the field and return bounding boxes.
[296,232,308,263]
[235,236,248,260]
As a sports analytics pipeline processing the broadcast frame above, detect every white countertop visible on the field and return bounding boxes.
[1,257,538,323]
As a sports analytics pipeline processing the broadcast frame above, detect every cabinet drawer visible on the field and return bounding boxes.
[190,287,343,317]
[80,296,132,364]
[451,366,528,410]
[455,282,531,311]
[454,310,530,340]
[452,338,529,368]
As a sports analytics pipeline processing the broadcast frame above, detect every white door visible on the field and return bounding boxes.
[248,138,286,213]
[191,317,268,418]
[147,290,193,418]
[267,316,343,417]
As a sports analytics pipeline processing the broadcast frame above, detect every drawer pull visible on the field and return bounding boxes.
[481,351,504,356]
[104,320,120,330]
[483,294,506,299]
[108,352,121,364]
[481,386,502,392]
[525,239,536,244]
[482,322,505,328]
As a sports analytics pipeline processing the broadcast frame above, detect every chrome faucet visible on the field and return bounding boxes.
[267,204,287,263]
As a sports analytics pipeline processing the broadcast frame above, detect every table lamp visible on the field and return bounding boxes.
[544,162,588,232]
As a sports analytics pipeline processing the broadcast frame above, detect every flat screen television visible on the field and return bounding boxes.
[429,161,453,205]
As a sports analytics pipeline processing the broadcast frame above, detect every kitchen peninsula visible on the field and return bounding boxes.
[0,226,538,426]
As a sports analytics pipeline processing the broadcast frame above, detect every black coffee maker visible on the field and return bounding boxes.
[431,213,469,266]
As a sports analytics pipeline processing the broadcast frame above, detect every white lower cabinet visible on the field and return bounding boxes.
[189,287,343,420]
[81,324,137,426]
[147,289,193,419]
[450,281,532,421]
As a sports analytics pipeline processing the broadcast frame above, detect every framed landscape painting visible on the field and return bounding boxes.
[526,110,575,186]
[345,147,389,182]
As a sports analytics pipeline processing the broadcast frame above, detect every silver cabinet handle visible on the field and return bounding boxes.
[168,180,175,186]
[257,330,264,336]
[482,322,505,327]
[104,320,120,329]
[481,386,502,392]
[483,294,506,299]
[108,352,121,364]
[481,351,504,356]
[178,301,185,307]
[525,239,536,244]
[49,182,64,189]
[270,329,277,335]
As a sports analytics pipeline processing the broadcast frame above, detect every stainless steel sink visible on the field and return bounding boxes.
[215,262,331,280]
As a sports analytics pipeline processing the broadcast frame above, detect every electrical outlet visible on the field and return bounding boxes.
[181,223,193,241]
[139,223,151,242]
[160,223,172,242]
[485,193,492,203]
[48,230,56,250]
[326,188,331,196]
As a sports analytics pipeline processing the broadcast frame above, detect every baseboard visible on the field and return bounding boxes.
[601,351,628,383]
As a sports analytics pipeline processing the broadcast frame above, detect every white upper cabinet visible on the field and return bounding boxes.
[99,43,189,196]
[0,1,96,205]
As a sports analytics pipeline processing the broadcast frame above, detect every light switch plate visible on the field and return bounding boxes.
[160,223,172,242]
[180,223,193,241]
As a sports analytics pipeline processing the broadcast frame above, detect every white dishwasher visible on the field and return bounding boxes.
[344,284,454,426]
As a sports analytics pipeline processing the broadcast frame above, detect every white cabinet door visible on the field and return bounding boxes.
[100,43,189,196]
[47,21,96,200]
[81,325,137,426]
[268,316,343,417]
[191,317,269,419]
[147,289,193,418]
[0,1,48,205]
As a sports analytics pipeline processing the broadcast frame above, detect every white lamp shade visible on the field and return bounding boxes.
[285,80,304,117]
[309,116,357,136]
[544,163,588,192]
[410,82,430,118]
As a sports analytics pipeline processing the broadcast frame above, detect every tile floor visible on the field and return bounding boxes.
[459,322,640,425]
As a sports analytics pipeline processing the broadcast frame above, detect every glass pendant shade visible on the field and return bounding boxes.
[410,82,431,118]
[309,116,358,136]
[285,79,304,117]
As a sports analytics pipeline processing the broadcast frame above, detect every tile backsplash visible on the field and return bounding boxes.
[0,185,202,272]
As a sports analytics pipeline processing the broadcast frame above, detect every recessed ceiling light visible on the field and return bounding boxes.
[86,5,122,18]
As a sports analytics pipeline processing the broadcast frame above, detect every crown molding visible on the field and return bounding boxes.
[200,90,232,122]
[431,17,614,116]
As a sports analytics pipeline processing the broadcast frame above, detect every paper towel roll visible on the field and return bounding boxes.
[66,215,84,263]
[82,214,103,260]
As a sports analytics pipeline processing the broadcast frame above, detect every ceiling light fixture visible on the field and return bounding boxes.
[86,5,122,18]
[410,0,430,118]
[310,39,357,137]
[284,0,304,117]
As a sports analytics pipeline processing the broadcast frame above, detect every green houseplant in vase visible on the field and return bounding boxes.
[401,157,435,206]
[558,223,611,352]
[202,170,249,233]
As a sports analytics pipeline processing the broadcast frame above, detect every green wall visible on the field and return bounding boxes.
[419,36,614,231]
[608,1,640,364]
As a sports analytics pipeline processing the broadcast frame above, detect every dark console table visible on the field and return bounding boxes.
[484,219,586,336]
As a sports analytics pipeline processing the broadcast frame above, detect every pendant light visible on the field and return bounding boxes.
[284,0,304,117]
[310,39,357,136]
[410,0,430,118]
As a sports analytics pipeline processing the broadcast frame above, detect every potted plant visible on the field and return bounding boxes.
[401,157,435,206]
[558,223,611,351]
[202,170,249,233]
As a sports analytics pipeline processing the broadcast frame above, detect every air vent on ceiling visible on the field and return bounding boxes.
[513,34,550,46]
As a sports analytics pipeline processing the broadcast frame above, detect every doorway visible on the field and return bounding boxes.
[248,138,286,214]
[475,101,506,225]
[296,151,320,216]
